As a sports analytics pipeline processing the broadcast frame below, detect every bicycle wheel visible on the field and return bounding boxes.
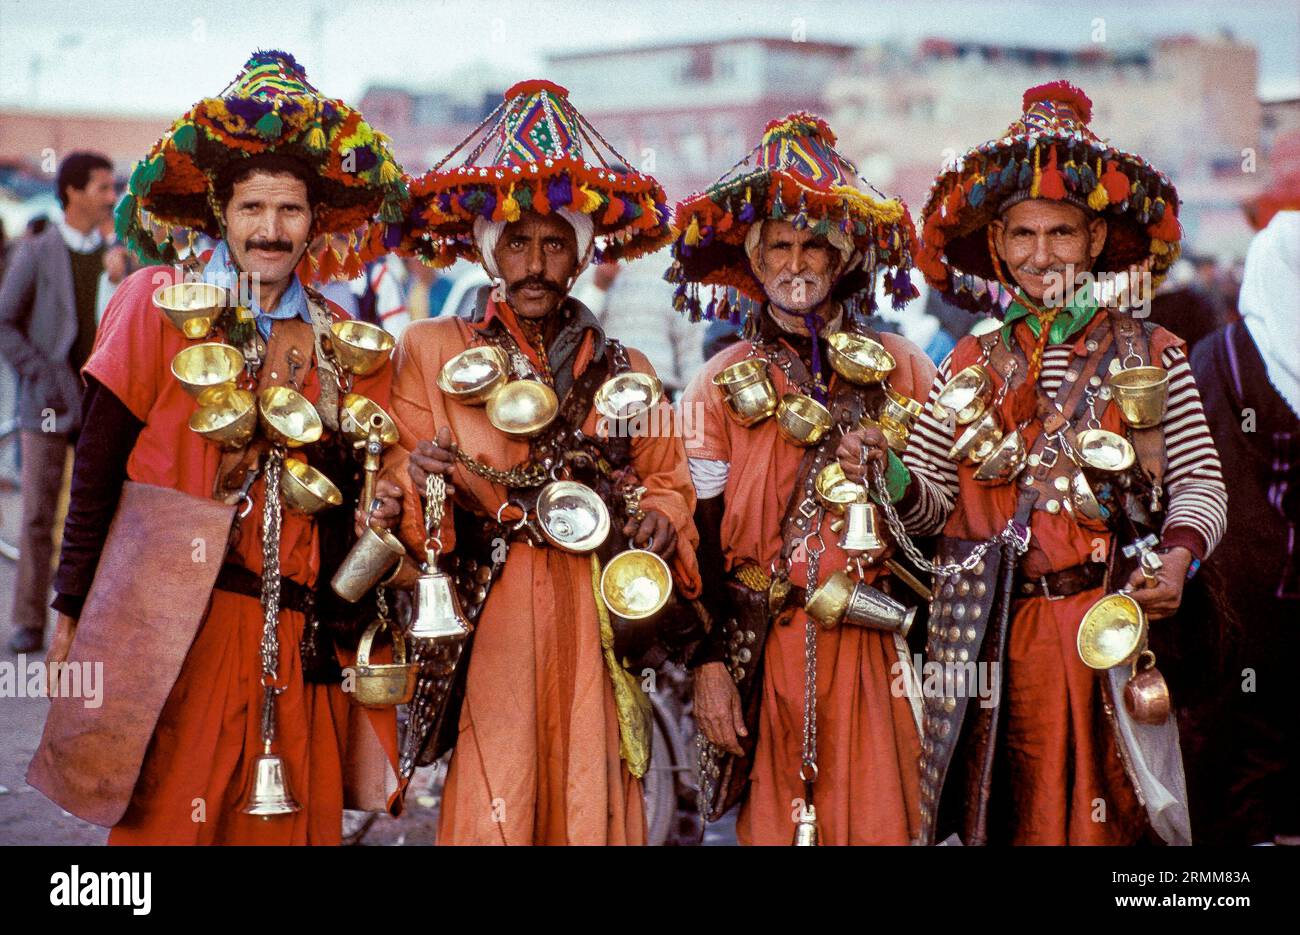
[0,420,21,561]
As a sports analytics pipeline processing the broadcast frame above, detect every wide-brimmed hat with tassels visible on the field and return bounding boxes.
[115,49,408,281]
[916,81,1184,314]
[664,112,919,326]
[402,79,671,268]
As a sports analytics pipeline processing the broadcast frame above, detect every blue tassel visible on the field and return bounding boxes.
[968,181,986,207]
[738,200,755,223]
[383,223,402,249]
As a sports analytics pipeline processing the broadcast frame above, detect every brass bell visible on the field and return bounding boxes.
[839,499,883,553]
[792,803,819,846]
[409,569,474,641]
[240,740,301,819]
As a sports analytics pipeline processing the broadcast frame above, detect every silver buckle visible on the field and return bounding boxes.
[1040,575,1064,601]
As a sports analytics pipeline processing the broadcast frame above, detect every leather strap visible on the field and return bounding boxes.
[214,561,315,614]
[1014,560,1106,598]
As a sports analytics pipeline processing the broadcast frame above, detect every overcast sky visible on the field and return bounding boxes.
[1,0,1296,114]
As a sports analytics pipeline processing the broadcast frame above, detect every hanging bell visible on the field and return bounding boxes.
[409,569,474,641]
[240,740,301,819]
[839,499,883,553]
[792,803,819,846]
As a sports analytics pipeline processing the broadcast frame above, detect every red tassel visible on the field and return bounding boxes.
[317,243,340,280]
[533,182,550,214]
[1148,205,1182,243]
[601,195,623,225]
[1039,147,1067,200]
[944,184,964,215]
[341,247,364,281]
[1102,160,1129,205]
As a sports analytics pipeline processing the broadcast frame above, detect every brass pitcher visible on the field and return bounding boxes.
[351,617,418,708]
[1123,650,1172,725]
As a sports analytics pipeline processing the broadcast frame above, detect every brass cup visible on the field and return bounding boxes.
[948,409,1004,463]
[1123,651,1172,725]
[972,428,1027,485]
[600,548,673,619]
[931,364,993,425]
[487,380,558,437]
[171,343,244,399]
[1074,428,1137,473]
[340,393,399,447]
[805,569,854,629]
[153,280,226,339]
[713,358,769,390]
[437,345,508,404]
[1071,470,1104,521]
[1109,366,1169,429]
[331,524,407,603]
[535,481,611,552]
[814,463,865,515]
[879,387,924,431]
[594,372,664,422]
[331,320,395,376]
[860,416,910,453]
[280,458,343,514]
[1077,591,1148,670]
[352,619,418,708]
[188,386,257,449]
[826,332,896,384]
[714,360,778,427]
[258,386,324,447]
[776,393,834,447]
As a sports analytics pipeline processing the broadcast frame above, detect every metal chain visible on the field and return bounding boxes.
[800,534,823,782]
[424,472,446,567]
[454,448,550,488]
[258,448,285,748]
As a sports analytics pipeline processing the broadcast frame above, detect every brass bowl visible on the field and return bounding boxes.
[594,372,663,422]
[1109,366,1169,429]
[340,393,399,447]
[437,345,509,404]
[600,549,673,619]
[713,358,769,390]
[153,281,226,338]
[171,343,245,399]
[487,380,558,437]
[805,569,853,629]
[826,332,895,384]
[1074,428,1136,473]
[258,386,323,447]
[719,378,779,427]
[535,481,610,552]
[189,387,257,449]
[1072,470,1104,521]
[280,457,343,514]
[352,619,417,708]
[879,386,925,431]
[1077,591,1147,669]
[776,393,834,447]
[331,320,395,376]
[860,416,909,453]
[949,410,1004,463]
[814,463,865,515]
[972,428,1027,485]
[931,365,993,426]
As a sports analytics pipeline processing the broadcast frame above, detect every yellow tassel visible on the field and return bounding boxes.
[684,215,701,246]
[304,124,326,152]
[501,184,521,223]
[1150,238,1171,255]
[1030,146,1042,199]
[1087,182,1109,212]
[378,159,400,184]
[578,184,602,213]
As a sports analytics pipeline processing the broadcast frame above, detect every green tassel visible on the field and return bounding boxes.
[172,122,197,153]
[253,110,283,139]
[129,156,165,195]
[379,198,404,223]
[304,123,326,152]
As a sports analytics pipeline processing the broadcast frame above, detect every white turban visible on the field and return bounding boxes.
[743,219,857,277]
[473,208,596,286]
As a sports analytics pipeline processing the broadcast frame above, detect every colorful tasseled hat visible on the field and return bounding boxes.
[402,79,671,267]
[665,112,919,326]
[115,50,409,282]
[916,81,1184,314]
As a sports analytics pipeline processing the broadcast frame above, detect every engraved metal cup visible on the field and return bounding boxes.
[331,524,407,603]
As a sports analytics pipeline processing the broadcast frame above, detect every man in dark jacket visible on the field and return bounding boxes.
[0,151,116,652]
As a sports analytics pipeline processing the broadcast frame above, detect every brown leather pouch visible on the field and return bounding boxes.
[26,481,237,826]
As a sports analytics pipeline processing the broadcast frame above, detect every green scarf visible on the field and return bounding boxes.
[1000,289,1099,347]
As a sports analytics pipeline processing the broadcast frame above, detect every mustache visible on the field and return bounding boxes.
[508,275,564,295]
[1017,263,1068,277]
[244,238,293,254]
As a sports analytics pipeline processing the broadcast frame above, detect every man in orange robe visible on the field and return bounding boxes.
[674,114,935,845]
[31,51,409,844]
[376,80,700,845]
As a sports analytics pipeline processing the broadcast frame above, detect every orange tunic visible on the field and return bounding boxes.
[385,305,701,845]
[681,330,936,845]
[83,265,398,845]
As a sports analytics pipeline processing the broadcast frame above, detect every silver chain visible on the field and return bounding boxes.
[800,533,822,782]
[258,448,286,747]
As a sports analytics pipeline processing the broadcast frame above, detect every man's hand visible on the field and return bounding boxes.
[622,508,677,560]
[407,426,457,499]
[836,425,890,488]
[1125,546,1193,620]
[693,661,746,755]
[355,479,405,536]
[45,614,77,696]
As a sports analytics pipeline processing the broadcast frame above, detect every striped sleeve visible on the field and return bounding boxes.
[1157,345,1228,560]
[898,353,960,535]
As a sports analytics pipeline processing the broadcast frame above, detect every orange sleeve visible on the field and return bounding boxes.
[879,331,939,405]
[83,266,179,422]
[678,346,739,463]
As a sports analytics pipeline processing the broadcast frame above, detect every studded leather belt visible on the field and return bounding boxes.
[1015,560,1106,600]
